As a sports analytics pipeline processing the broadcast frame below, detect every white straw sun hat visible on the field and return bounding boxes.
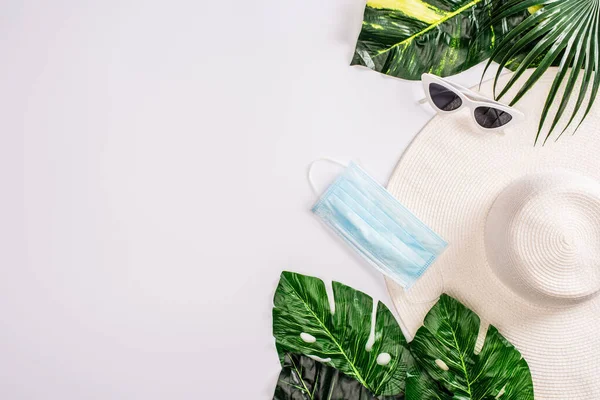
[386,68,600,399]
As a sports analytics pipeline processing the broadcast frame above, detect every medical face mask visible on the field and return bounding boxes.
[309,160,447,288]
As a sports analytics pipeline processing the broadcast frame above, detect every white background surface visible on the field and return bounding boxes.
[1,1,484,398]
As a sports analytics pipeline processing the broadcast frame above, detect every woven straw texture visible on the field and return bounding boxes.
[386,68,600,399]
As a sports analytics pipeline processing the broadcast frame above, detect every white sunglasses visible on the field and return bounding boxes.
[421,73,524,131]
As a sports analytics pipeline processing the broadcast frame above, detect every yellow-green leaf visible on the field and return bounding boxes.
[351,0,529,79]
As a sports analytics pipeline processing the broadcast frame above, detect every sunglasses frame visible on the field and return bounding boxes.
[421,73,524,132]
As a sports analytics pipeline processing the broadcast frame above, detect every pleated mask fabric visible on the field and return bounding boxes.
[311,162,447,288]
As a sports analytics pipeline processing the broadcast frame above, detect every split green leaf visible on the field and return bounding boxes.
[273,353,404,399]
[273,271,412,396]
[272,272,534,399]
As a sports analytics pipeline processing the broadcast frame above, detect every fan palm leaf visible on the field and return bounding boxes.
[483,0,600,144]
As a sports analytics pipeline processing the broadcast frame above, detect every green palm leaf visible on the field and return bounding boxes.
[409,294,534,399]
[484,0,600,144]
[351,0,529,79]
[272,271,412,396]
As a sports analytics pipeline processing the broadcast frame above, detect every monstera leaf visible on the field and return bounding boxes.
[273,353,404,400]
[405,364,452,400]
[272,271,412,396]
[409,294,534,399]
[351,0,530,80]
[272,273,533,398]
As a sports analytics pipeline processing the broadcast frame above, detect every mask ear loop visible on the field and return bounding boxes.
[307,158,347,197]
[404,266,445,305]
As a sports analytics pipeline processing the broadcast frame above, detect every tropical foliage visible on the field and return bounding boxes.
[410,294,534,399]
[273,271,412,396]
[351,0,529,80]
[352,0,600,142]
[484,0,600,143]
[273,353,403,400]
[272,272,534,399]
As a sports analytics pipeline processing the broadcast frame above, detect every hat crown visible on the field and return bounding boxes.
[485,171,600,307]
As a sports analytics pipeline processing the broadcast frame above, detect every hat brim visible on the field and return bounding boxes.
[386,68,600,399]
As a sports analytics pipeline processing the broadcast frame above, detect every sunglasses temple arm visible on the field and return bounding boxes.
[418,97,428,105]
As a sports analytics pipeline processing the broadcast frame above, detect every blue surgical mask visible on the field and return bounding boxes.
[309,160,447,288]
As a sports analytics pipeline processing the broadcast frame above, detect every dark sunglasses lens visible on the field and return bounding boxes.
[474,107,513,129]
[429,83,462,111]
